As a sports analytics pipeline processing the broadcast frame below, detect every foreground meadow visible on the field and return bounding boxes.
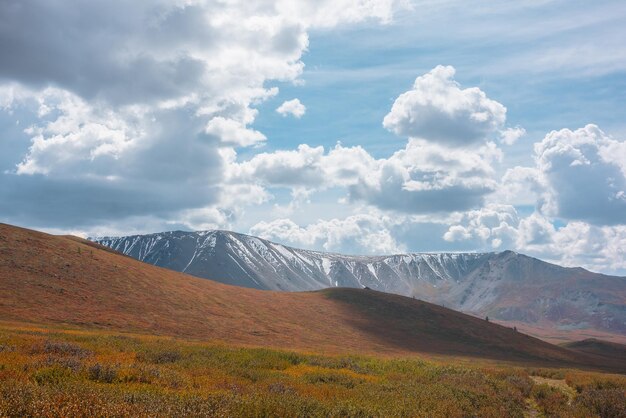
[0,323,624,417]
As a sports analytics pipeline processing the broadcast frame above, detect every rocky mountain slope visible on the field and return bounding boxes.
[95,230,626,342]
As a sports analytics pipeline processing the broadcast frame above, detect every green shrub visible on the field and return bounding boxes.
[32,366,73,386]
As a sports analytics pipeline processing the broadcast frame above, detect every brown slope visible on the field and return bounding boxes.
[563,339,626,364]
[0,223,622,372]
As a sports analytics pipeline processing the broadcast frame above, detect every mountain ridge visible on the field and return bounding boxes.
[2,222,625,373]
[94,229,626,343]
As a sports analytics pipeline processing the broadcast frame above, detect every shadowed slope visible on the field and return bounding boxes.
[0,223,622,372]
[93,230,626,343]
[563,339,626,365]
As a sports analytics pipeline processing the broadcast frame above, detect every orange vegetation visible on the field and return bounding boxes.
[0,223,623,372]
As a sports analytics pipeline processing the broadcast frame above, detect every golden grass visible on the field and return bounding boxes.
[0,323,624,418]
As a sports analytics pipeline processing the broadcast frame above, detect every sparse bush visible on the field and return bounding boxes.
[137,349,182,364]
[0,344,15,353]
[121,364,160,384]
[88,363,118,383]
[303,371,364,388]
[528,367,566,379]
[267,381,295,395]
[32,366,73,386]
[38,355,83,372]
[575,388,626,418]
[35,340,92,358]
[504,373,534,398]
[532,383,573,417]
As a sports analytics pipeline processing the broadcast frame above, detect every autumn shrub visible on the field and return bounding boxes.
[575,388,626,418]
[39,340,92,358]
[505,373,534,398]
[31,365,74,386]
[304,370,365,389]
[2,324,625,418]
[532,383,574,417]
[528,367,566,379]
[0,344,15,353]
[137,349,182,364]
[88,363,119,383]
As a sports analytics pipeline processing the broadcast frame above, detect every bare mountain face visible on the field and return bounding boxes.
[94,230,626,341]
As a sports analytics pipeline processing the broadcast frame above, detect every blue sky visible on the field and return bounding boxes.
[1,0,626,273]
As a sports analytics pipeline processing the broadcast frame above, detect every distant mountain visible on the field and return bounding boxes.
[94,229,626,342]
[5,222,619,370]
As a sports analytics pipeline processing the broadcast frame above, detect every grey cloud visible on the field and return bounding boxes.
[349,180,491,214]
[0,174,219,228]
[0,1,212,105]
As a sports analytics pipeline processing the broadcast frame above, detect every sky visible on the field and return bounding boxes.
[1,0,626,274]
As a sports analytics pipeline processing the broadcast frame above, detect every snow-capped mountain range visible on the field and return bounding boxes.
[94,230,626,337]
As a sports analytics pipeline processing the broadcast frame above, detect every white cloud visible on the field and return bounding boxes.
[231,137,500,214]
[275,0,411,28]
[232,63,512,215]
[14,88,138,176]
[534,124,626,225]
[383,65,507,146]
[231,144,326,187]
[347,139,501,213]
[500,126,526,145]
[443,204,519,249]
[276,98,306,118]
[250,213,405,255]
[494,165,543,206]
[0,0,404,229]
[443,204,626,274]
[204,116,266,147]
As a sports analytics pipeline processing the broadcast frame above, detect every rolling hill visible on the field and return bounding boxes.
[95,229,626,344]
[1,222,624,373]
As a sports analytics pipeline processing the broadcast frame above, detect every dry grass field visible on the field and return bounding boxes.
[1,223,625,416]
[0,323,625,417]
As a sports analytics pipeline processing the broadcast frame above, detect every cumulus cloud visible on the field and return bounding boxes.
[383,65,507,146]
[204,117,266,147]
[442,203,626,273]
[500,126,526,145]
[232,64,512,214]
[440,123,626,273]
[231,137,500,214]
[347,139,501,213]
[231,144,326,187]
[250,213,405,254]
[0,0,404,229]
[443,204,519,249]
[533,124,626,225]
[276,98,306,118]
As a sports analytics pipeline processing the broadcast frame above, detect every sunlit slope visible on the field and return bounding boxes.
[0,223,621,371]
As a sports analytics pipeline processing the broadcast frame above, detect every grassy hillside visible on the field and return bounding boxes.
[0,323,625,417]
[564,339,626,365]
[0,223,622,372]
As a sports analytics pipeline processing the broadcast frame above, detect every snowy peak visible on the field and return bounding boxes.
[95,229,492,292]
[93,229,626,337]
